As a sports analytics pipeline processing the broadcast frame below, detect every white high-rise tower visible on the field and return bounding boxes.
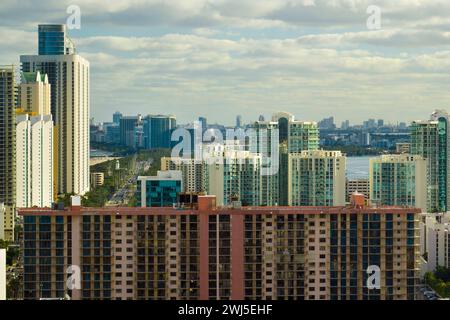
[16,114,54,208]
[20,24,90,196]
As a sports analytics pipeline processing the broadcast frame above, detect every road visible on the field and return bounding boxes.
[106,159,152,206]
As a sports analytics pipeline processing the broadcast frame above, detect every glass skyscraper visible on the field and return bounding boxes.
[411,110,450,213]
[143,114,176,149]
[38,24,75,55]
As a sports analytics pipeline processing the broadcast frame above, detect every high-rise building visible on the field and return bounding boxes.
[411,110,450,212]
[143,114,176,149]
[38,24,75,55]
[20,194,421,300]
[236,115,242,128]
[369,154,427,212]
[104,122,120,144]
[0,248,5,300]
[289,150,346,206]
[16,114,54,208]
[270,112,319,152]
[420,212,450,272]
[119,116,140,148]
[341,120,350,130]
[19,71,51,116]
[21,24,90,196]
[206,148,263,207]
[161,157,207,193]
[137,171,182,207]
[0,66,16,241]
[318,116,336,130]
[249,112,319,206]
[112,111,122,125]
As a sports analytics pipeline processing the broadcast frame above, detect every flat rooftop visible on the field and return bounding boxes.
[18,205,421,216]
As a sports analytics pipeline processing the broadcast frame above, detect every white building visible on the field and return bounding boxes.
[21,26,90,196]
[16,114,54,208]
[0,248,5,300]
[420,212,450,273]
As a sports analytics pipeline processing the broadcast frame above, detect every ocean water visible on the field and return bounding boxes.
[90,149,114,158]
[346,156,370,179]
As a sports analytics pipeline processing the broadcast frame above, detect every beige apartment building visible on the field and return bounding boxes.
[346,179,370,203]
[19,71,51,116]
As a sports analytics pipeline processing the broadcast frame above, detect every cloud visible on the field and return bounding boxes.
[2,0,450,124]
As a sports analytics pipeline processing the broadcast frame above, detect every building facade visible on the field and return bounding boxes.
[90,172,105,188]
[143,114,176,149]
[289,150,346,206]
[0,66,16,240]
[205,148,265,207]
[161,157,207,193]
[38,24,75,56]
[411,110,450,213]
[21,24,90,196]
[16,114,54,208]
[19,71,51,116]
[369,154,427,212]
[136,171,182,207]
[420,212,450,272]
[19,194,421,300]
[0,204,4,240]
[119,116,140,148]
[346,179,370,203]
[0,248,5,300]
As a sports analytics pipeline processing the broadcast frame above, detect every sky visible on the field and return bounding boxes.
[2,0,450,125]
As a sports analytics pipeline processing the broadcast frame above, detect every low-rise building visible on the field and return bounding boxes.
[90,172,105,187]
[136,170,182,207]
[346,179,370,203]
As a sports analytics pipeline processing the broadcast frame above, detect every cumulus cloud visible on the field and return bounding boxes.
[2,0,450,124]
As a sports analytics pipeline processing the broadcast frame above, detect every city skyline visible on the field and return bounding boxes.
[2,1,450,303]
[2,1,450,124]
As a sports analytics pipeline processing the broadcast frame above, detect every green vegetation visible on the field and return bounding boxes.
[7,274,22,300]
[91,141,138,156]
[81,148,170,207]
[0,240,20,266]
[424,267,450,298]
